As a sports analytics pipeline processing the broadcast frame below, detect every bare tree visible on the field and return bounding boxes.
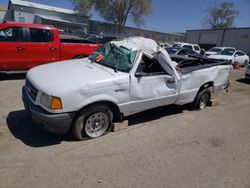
[72,0,152,33]
[202,2,239,29]
[71,0,95,16]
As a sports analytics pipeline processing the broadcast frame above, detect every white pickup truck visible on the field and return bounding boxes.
[22,37,231,140]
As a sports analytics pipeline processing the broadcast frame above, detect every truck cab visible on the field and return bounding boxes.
[0,22,101,73]
[0,22,60,71]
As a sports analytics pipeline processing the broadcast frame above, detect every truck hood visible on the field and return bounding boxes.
[205,51,217,56]
[27,58,127,95]
[208,54,233,60]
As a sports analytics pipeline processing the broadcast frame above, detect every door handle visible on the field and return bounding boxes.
[49,47,57,51]
[16,46,25,51]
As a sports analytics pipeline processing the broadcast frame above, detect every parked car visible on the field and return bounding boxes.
[175,48,201,57]
[165,47,180,54]
[172,43,201,54]
[0,22,102,74]
[22,37,231,140]
[245,63,250,80]
[208,49,249,67]
[166,47,202,58]
[205,47,235,56]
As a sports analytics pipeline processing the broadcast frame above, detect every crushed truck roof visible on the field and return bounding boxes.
[112,37,161,55]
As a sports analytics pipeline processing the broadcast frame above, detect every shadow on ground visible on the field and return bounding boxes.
[7,110,75,147]
[7,105,187,147]
[127,104,186,126]
[0,73,26,81]
[236,78,250,85]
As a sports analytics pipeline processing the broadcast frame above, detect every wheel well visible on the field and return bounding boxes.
[76,101,122,122]
[197,81,214,94]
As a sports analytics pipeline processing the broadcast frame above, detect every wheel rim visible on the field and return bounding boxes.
[199,93,209,109]
[84,112,109,138]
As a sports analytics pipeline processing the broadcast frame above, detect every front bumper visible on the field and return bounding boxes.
[22,87,75,134]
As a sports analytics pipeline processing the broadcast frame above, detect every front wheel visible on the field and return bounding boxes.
[72,104,113,140]
[191,89,211,110]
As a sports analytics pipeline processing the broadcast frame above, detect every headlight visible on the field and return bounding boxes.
[40,92,51,108]
[40,93,62,110]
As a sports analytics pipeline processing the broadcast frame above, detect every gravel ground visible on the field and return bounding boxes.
[0,68,249,188]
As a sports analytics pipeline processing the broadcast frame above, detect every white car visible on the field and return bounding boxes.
[172,43,201,54]
[205,47,235,56]
[22,37,231,140]
[208,50,249,67]
[246,63,250,79]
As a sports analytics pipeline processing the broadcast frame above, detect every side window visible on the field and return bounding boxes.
[29,28,53,42]
[194,45,200,51]
[235,52,241,56]
[190,50,196,54]
[0,27,24,42]
[238,52,245,56]
[137,55,167,75]
[182,45,192,50]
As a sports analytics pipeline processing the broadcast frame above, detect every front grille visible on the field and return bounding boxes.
[26,79,38,102]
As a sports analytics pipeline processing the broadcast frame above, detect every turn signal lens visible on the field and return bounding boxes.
[50,97,62,110]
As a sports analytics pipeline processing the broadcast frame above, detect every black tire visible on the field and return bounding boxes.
[72,104,113,140]
[0,74,6,81]
[191,89,211,110]
[243,60,248,67]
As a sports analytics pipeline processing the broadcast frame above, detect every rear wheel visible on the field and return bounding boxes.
[191,88,211,110]
[72,104,113,140]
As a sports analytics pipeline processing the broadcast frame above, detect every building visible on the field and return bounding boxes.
[0,5,7,22]
[3,0,185,43]
[89,20,185,43]
[186,28,250,55]
[6,0,88,34]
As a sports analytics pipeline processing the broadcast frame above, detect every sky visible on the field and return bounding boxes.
[0,0,249,33]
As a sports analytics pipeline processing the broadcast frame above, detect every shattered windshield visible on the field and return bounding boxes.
[89,43,137,72]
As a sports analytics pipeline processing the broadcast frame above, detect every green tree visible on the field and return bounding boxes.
[72,0,152,33]
[202,2,239,29]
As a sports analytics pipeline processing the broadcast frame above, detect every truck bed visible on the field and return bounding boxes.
[171,55,230,74]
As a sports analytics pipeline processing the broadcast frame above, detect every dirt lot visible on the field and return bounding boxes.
[0,69,250,188]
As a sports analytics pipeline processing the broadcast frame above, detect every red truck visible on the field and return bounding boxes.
[0,22,102,73]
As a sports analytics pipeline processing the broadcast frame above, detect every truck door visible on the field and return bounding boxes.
[24,27,60,68]
[129,53,178,114]
[0,26,28,71]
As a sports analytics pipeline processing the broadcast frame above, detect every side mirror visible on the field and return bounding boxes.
[234,54,239,57]
[166,76,176,84]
